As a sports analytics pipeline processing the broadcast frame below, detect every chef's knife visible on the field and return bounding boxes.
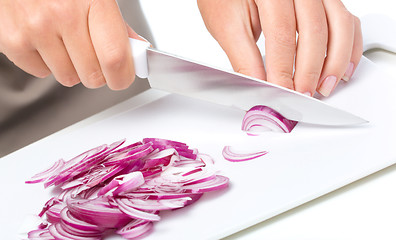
[130,38,367,126]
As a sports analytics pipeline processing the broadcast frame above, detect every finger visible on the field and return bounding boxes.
[0,34,50,77]
[219,30,266,80]
[4,49,51,78]
[61,11,106,89]
[88,0,134,90]
[342,16,363,82]
[293,0,328,96]
[317,0,354,97]
[198,1,266,80]
[35,36,80,87]
[257,0,296,89]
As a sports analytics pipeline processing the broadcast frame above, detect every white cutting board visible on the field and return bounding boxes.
[2,1,396,238]
[0,56,395,240]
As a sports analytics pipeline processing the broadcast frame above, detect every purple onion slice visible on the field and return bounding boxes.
[222,146,268,162]
[242,105,298,134]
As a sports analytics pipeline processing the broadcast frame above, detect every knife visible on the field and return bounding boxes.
[129,38,367,126]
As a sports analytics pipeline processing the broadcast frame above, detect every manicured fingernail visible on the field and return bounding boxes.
[342,62,354,81]
[318,76,337,97]
[303,92,312,97]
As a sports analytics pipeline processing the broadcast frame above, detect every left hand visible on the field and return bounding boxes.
[198,0,363,97]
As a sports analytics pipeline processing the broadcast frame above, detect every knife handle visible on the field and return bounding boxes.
[129,38,150,79]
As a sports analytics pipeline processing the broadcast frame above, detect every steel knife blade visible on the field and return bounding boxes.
[144,48,366,126]
[129,38,367,126]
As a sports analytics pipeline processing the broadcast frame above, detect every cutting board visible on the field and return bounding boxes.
[1,55,396,240]
[2,3,396,238]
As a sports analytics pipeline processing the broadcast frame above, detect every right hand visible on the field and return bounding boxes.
[0,0,141,90]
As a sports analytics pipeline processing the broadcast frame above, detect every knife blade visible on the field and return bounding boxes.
[130,38,367,126]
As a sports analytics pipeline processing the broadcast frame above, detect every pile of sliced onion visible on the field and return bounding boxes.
[26,138,229,239]
[242,105,297,134]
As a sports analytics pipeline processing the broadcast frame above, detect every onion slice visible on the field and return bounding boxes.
[222,146,268,162]
[25,159,65,184]
[27,229,54,240]
[226,105,296,162]
[117,219,153,239]
[115,198,161,221]
[242,105,297,134]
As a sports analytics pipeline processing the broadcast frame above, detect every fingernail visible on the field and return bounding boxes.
[342,62,354,81]
[318,76,337,97]
[303,92,312,97]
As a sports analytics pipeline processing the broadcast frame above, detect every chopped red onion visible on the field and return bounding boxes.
[45,201,65,224]
[117,219,153,239]
[26,138,229,239]
[223,105,295,162]
[222,146,268,162]
[115,198,161,221]
[242,105,298,134]
[25,159,65,184]
[27,229,54,240]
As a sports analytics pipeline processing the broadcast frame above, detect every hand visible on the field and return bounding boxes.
[198,0,363,97]
[0,0,142,90]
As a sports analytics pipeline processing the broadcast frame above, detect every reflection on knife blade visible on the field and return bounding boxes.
[145,48,367,126]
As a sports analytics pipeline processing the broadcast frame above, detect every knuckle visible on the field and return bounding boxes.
[48,1,74,19]
[338,10,354,26]
[354,15,361,27]
[102,46,128,71]
[273,35,296,49]
[356,46,363,57]
[308,21,328,39]
[25,13,50,35]
[58,76,80,87]
[6,33,30,54]
[299,23,327,47]
[31,2,79,31]
[268,25,296,48]
[108,75,135,91]
[276,69,293,81]
[355,42,363,57]
[48,1,68,15]
[56,9,80,28]
[269,69,294,89]
[108,78,134,91]
[302,71,321,84]
[35,69,51,79]
[353,16,363,56]
[236,66,254,75]
[84,69,106,89]
[235,66,266,80]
